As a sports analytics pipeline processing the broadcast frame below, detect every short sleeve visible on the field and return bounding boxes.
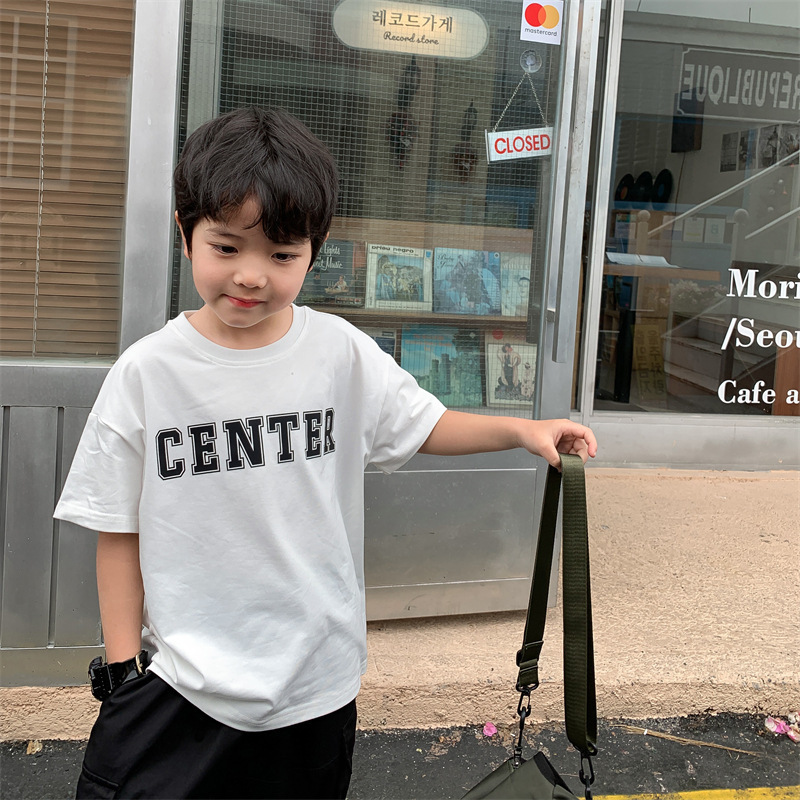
[367,358,446,474]
[54,412,144,533]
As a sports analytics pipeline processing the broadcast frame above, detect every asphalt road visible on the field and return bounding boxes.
[1,713,798,799]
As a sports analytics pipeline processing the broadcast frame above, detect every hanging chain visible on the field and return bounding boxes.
[492,73,547,132]
[525,73,546,124]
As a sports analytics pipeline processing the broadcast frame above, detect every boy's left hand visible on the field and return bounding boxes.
[517,419,597,469]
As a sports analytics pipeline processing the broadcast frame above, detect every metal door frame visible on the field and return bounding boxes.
[0,0,183,687]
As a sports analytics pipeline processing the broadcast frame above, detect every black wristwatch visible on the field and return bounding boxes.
[88,650,150,701]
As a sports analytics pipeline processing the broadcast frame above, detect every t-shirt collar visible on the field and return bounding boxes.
[170,304,308,365]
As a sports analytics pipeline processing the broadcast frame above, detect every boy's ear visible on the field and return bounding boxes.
[175,211,191,259]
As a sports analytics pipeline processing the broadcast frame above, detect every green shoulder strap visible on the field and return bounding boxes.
[515,454,597,757]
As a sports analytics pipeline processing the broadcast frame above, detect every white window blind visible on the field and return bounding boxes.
[0,0,134,359]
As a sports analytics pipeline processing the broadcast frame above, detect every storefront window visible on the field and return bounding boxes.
[0,1,134,360]
[173,0,572,416]
[591,1,799,416]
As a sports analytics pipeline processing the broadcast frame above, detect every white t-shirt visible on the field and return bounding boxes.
[55,306,446,732]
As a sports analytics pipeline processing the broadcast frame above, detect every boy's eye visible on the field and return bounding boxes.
[274,253,297,262]
[213,244,237,255]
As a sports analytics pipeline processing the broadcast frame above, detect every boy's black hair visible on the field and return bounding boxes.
[174,107,338,264]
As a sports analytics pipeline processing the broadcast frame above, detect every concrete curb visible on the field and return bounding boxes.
[2,676,798,741]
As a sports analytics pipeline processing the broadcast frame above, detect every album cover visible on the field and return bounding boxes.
[361,327,397,358]
[660,214,683,241]
[432,248,501,315]
[296,239,363,307]
[485,331,537,407]
[500,252,531,317]
[778,123,799,160]
[400,325,483,408]
[703,217,726,245]
[683,217,705,243]
[365,243,433,312]
[758,124,779,169]
[738,129,756,170]
[720,132,737,173]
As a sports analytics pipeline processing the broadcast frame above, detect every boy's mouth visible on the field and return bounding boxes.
[226,296,263,308]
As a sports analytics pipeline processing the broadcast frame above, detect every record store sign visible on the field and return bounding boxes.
[485,127,553,163]
[332,0,489,59]
[679,48,800,124]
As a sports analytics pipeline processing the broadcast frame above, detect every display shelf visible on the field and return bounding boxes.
[328,216,535,257]
[306,306,529,327]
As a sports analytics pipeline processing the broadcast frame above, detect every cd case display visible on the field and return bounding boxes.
[500,252,531,317]
[361,326,397,358]
[485,331,536,407]
[401,325,483,408]
[365,243,433,312]
[297,239,364,307]
[433,248,501,315]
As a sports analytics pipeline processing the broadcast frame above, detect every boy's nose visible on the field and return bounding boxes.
[233,267,267,289]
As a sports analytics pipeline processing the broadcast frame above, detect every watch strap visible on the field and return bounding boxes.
[89,650,150,700]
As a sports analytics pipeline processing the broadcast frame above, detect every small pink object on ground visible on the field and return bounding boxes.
[765,716,791,735]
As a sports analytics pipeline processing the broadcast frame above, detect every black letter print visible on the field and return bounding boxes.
[324,408,335,454]
[224,417,266,470]
[304,411,323,459]
[266,413,300,464]
[156,428,184,480]
[188,423,220,475]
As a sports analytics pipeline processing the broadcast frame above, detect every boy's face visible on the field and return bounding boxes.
[177,198,314,348]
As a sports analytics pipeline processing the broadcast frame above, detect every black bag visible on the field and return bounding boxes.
[462,455,597,799]
[462,752,578,799]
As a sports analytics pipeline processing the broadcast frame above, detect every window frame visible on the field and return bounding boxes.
[575,0,800,468]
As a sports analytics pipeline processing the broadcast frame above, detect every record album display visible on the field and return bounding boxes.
[485,331,537,407]
[400,325,483,408]
[361,327,397,358]
[297,239,363,307]
[633,171,653,203]
[433,248,501,316]
[365,243,433,312]
[652,168,673,204]
[614,173,635,202]
[500,253,531,318]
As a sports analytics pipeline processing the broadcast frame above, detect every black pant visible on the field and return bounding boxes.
[76,672,357,799]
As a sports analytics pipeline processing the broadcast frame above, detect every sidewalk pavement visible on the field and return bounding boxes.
[1,469,798,743]
[357,469,799,730]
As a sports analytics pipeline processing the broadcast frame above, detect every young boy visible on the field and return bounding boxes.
[55,107,596,799]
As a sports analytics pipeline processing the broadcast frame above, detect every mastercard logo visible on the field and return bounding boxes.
[524,3,560,29]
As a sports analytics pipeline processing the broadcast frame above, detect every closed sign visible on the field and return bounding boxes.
[485,127,553,162]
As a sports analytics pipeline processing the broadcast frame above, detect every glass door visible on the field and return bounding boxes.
[575,0,800,469]
[173,0,596,618]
